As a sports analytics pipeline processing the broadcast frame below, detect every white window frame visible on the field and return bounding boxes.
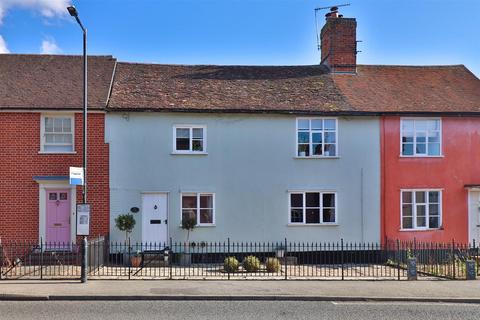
[400,118,442,157]
[181,192,215,226]
[40,114,75,153]
[296,117,338,158]
[288,191,338,225]
[400,189,442,231]
[173,125,207,154]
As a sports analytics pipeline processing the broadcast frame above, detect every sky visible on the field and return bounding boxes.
[0,0,479,77]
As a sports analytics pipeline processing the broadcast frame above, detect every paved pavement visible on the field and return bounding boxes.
[1,300,480,320]
[1,280,480,302]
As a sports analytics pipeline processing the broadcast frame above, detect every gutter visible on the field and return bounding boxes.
[0,108,105,113]
[104,107,480,117]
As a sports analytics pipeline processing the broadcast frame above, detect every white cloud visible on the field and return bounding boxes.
[0,35,10,53]
[0,0,71,25]
[40,37,61,54]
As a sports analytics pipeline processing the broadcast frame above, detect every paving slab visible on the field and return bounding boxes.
[1,279,480,302]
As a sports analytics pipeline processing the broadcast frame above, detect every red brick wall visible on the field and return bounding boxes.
[321,17,357,73]
[0,112,109,243]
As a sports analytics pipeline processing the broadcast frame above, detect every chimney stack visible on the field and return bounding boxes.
[320,7,357,73]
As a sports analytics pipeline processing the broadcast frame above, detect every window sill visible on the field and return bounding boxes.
[38,151,77,155]
[179,224,215,228]
[287,223,339,227]
[399,155,444,158]
[171,152,208,156]
[399,228,442,232]
[294,156,340,159]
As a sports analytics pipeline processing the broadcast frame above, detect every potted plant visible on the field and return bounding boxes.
[179,213,196,266]
[114,213,136,265]
[130,250,142,268]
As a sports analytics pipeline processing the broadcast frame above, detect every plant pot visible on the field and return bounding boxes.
[130,256,142,268]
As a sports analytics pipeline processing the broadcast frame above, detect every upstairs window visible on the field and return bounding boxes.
[401,190,441,230]
[174,125,206,153]
[297,118,337,157]
[41,115,74,153]
[289,191,337,224]
[401,119,441,156]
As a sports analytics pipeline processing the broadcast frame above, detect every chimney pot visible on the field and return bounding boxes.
[325,11,339,19]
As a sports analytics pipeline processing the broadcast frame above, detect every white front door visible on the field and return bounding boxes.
[142,193,168,248]
[468,191,480,244]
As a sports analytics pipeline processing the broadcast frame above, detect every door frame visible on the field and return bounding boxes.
[467,189,480,243]
[36,180,76,245]
[141,192,170,244]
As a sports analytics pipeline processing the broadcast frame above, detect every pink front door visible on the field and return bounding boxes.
[46,189,71,244]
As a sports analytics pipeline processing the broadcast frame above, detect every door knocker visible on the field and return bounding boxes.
[154,205,158,210]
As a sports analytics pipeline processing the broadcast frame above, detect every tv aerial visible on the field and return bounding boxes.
[314,4,350,51]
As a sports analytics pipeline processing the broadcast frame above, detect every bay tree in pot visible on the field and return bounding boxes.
[179,213,196,266]
[115,213,136,265]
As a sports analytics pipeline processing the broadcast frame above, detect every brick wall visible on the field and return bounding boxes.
[0,112,109,243]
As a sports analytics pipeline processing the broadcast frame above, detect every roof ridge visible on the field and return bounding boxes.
[357,64,465,69]
[116,61,325,68]
[0,53,115,59]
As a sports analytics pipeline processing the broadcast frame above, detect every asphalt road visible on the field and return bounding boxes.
[0,301,479,320]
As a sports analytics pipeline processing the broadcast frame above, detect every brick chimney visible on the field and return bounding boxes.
[320,7,357,73]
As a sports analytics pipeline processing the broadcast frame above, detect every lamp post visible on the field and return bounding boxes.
[67,5,88,283]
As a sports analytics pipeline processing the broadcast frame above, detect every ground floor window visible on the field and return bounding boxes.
[289,191,336,224]
[401,190,441,230]
[181,193,215,226]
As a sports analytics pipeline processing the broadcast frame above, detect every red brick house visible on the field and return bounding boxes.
[0,54,115,244]
[335,66,480,244]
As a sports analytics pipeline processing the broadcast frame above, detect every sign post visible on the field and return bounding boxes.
[76,203,90,283]
[76,204,90,236]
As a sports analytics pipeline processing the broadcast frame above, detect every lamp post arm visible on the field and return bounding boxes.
[75,16,86,33]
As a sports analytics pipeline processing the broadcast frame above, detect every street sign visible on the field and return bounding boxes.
[76,204,90,236]
[69,167,84,185]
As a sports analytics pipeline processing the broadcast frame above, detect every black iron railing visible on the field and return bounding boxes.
[1,238,478,280]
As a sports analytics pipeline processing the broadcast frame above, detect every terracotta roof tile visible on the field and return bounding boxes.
[334,65,480,113]
[0,54,116,110]
[108,63,355,113]
[2,54,479,115]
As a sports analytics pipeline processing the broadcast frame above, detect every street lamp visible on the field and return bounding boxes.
[67,5,88,283]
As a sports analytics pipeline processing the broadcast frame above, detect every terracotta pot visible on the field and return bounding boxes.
[130,256,142,267]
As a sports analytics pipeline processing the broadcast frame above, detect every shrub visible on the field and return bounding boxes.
[265,257,281,273]
[242,255,261,272]
[115,213,136,242]
[224,256,239,273]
